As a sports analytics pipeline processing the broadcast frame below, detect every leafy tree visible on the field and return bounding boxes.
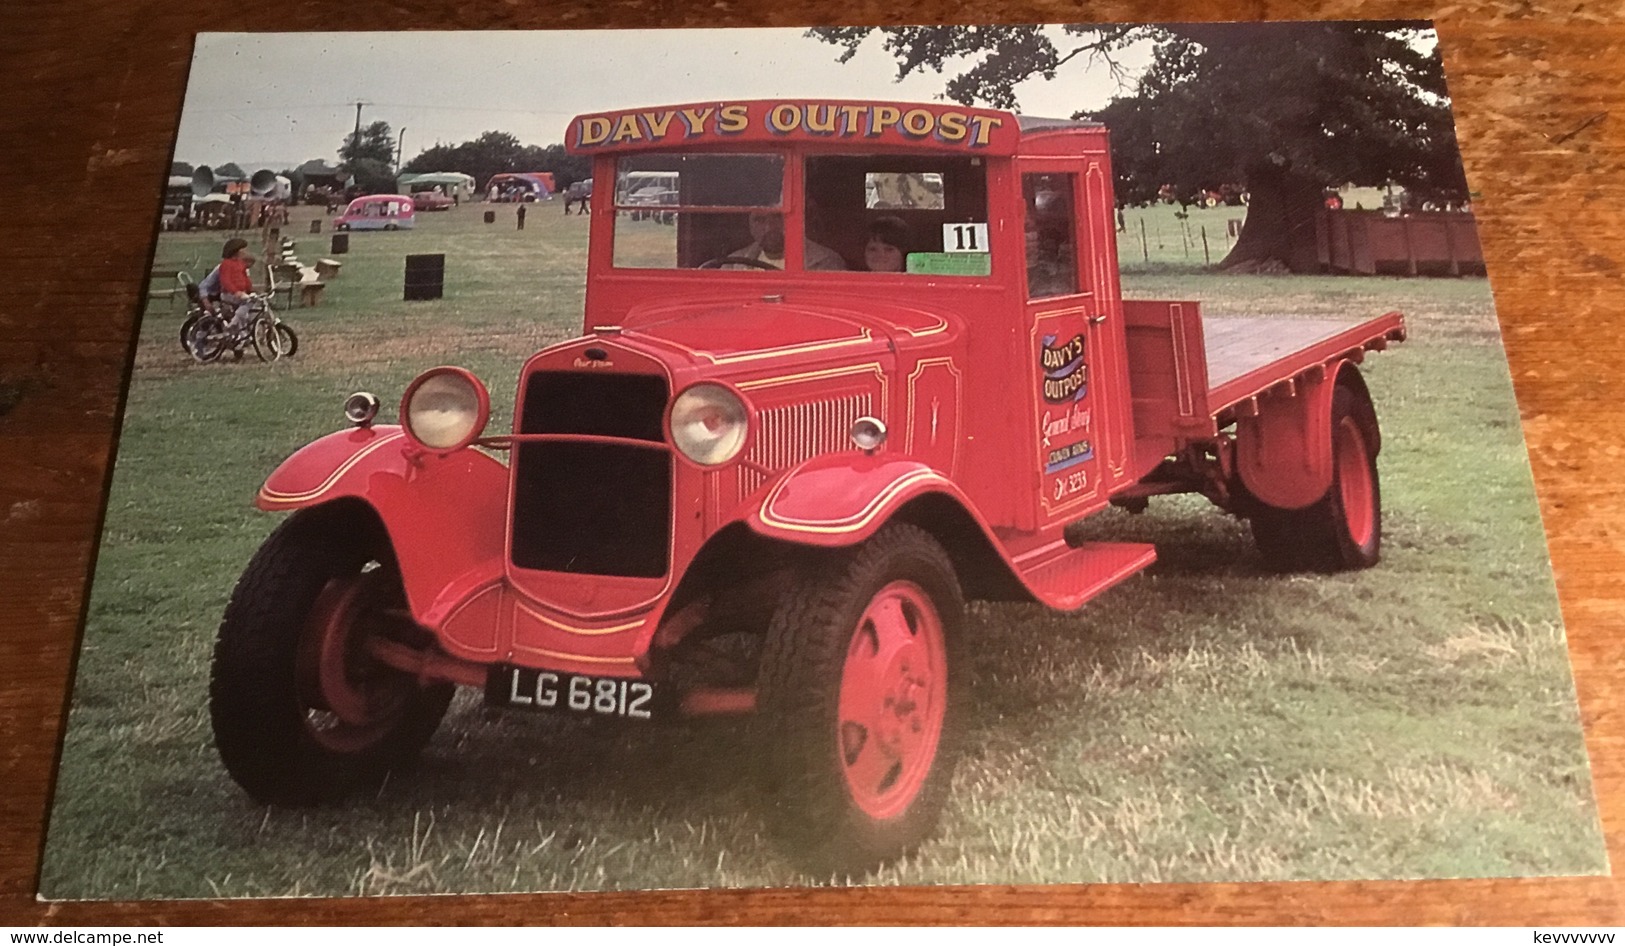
[403,132,591,190]
[170,161,193,177]
[345,157,397,195]
[214,162,246,180]
[340,120,396,166]
[811,23,1468,272]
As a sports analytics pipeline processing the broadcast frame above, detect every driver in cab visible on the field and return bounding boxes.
[728,211,845,270]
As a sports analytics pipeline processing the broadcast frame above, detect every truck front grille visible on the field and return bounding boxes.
[510,372,670,578]
[740,394,872,495]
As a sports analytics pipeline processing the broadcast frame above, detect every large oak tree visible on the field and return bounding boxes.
[812,23,1469,272]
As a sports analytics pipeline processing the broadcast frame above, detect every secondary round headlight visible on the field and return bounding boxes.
[669,383,749,466]
[401,368,489,451]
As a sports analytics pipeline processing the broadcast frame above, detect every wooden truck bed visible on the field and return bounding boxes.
[1203,315,1406,412]
[1124,302,1406,443]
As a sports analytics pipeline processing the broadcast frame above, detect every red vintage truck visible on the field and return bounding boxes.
[210,99,1405,874]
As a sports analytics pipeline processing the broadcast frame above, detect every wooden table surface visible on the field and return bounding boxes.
[4,0,1624,926]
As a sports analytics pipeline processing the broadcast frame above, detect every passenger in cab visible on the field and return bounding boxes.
[863,216,911,272]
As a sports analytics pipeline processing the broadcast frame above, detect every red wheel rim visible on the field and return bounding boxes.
[836,580,948,821]
[1336,416,1375,548]
[296,571,413,752]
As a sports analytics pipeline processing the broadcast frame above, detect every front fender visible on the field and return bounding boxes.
[745,453,962,548]
[258,425,509,622]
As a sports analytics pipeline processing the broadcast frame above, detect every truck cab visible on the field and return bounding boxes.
[213,99,1405,875]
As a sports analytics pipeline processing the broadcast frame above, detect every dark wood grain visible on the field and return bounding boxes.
[4,0,1624,925]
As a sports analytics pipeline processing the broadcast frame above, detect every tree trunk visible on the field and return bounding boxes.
[1218,162,1326,274]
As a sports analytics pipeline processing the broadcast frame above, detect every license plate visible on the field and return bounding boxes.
[485,666,657,721]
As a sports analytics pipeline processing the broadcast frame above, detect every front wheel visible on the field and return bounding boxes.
[757,523,963,875]
[209,504,454,805]
[1251,383,1381,572]
[252,320,298,361]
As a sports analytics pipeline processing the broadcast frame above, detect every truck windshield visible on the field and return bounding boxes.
[611,153,785,269]
[804,155,989,276]
[610,152,989,275]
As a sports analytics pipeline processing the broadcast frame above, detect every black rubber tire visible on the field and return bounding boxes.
[1250,383,1382,572]
[209,504,454,806]
[252,320,298,362]
[757,523,964,876]
[179,312,203,354]
[185,313,228,363]
[251,319,278,362]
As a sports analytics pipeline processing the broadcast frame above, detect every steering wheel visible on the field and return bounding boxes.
[697,255,780,271]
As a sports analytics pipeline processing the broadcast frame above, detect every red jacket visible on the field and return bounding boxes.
[219,257,253,295]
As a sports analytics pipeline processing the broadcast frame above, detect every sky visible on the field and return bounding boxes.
[173,29,1156,171]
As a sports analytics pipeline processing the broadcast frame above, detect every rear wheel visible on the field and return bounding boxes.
[179,312,203,354]
[1251,383,1381,572]
[209,504,454,805]
[758,524,963,875]
[185,313,228,363]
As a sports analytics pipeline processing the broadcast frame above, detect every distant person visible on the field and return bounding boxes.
[863,216,911,273]
[727,211,844,270]
[517,204,527,230]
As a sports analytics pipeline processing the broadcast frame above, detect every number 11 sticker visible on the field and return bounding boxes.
[943,222,989,253]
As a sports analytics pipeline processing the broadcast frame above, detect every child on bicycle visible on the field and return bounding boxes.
[197,238,256,336]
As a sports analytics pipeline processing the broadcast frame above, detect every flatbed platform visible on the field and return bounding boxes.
[1204,313,1406,413]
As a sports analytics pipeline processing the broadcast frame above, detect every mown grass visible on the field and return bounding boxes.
[38,199,1604,899]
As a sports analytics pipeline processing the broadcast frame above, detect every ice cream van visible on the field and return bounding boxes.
[334,194,416,231]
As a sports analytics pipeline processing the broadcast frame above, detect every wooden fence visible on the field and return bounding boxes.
[1316,209,1485,276]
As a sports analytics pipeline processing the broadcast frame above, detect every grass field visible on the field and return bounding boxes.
[38,199,1605,898]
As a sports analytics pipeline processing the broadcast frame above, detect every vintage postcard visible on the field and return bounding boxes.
[40,24,1605,899]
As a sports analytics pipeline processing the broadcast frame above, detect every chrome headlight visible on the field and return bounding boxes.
[401,368,489,451]
[669,383,749,466]
[343,392,380,427]
[849,416,888,452]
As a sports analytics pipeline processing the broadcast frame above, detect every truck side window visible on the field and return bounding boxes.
[1023,174,1078,298]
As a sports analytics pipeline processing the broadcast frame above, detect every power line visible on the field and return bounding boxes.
[183,101,575,117]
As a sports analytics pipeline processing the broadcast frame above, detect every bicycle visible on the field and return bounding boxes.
[183,291,299,364]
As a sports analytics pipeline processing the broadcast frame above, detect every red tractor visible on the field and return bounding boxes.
[210,99,1404,874]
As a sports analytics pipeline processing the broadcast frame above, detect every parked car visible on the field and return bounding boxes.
[410,190,456,212]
